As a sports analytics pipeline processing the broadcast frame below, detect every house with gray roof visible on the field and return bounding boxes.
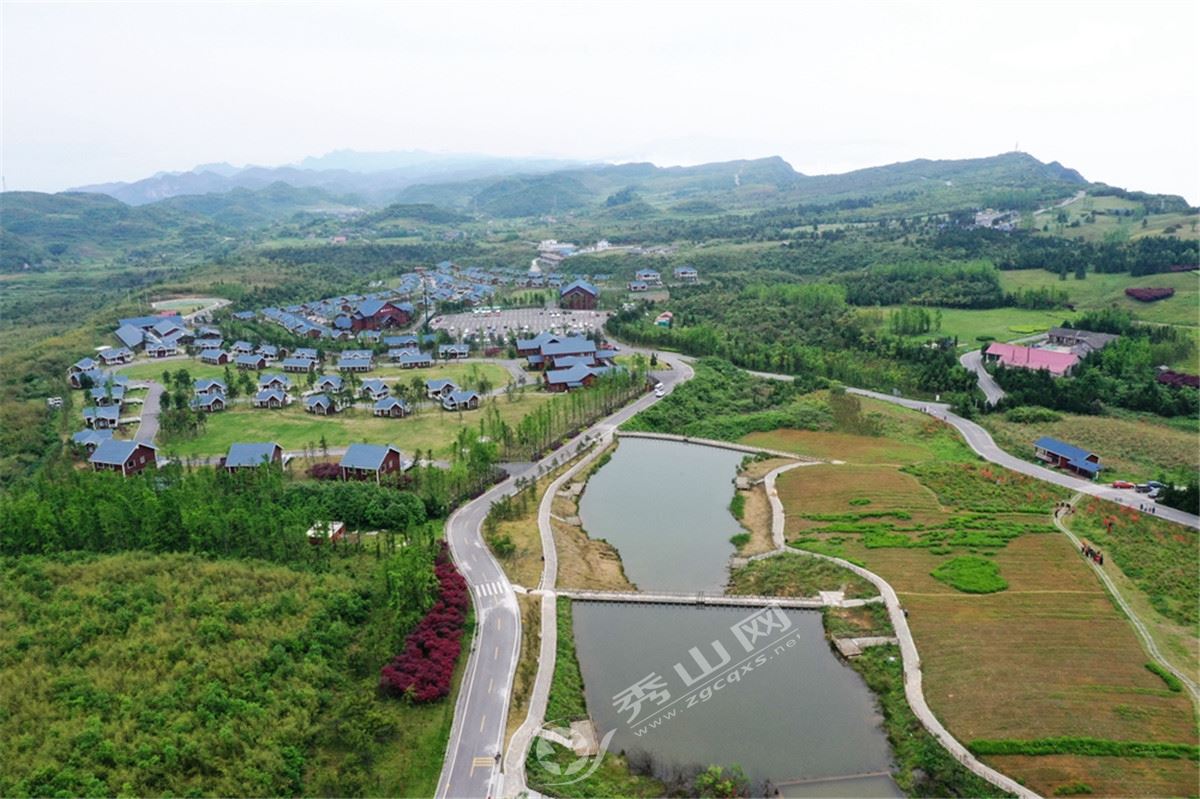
[304,393,337,415]
[98,347,135,366]
[315,374,344,393]
[200,349,230,365]
[252,389,287,409]
[190,392,227,412]
[72,428,113,451]
[360,378,390,401]
[373,396,411,418]
[425,378,458,399]
[441,389,481,411]
[114,324,145,349]
[83,405,121,429]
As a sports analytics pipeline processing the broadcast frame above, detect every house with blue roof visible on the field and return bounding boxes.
[373,396,411,418]
[252,389,287,409]
[98,347,134,366]
[396,350,433,369]
[337,354,374,373]
[359,378,390,401]
[89,439,157,476]
[114,324,145,349]
[195,379,227,396]
[83,405,121,430]
[257,373,291,392]
[441,389,481,411]
[223,442,284,471]
[340,443,408,482]
[235,353,267,370]
[438,343,470,360]
[1033,436,1102,479]
[281,356,316,373]
[191,392,227,413]
[559,279,598,310]
[72,428,113,451]
[200,349,230,365]
[425,378,458,399]
[292,347,319,361]
[89,384,126,406]
[231,340,256,354]
[673,265,698,282]
[315,374,344,394]
[304,393,338,415]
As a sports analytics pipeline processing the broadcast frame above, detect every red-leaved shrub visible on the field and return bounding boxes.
[1124,287,1175,302]
[379,543,469,703]
[307,462,341,480]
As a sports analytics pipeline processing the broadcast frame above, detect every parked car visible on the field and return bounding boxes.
[1111,480,1135,489]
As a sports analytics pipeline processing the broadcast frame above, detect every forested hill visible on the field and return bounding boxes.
[393,151,1097,217]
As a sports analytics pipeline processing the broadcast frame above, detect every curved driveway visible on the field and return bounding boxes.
[959,348,1006,406]
[435,354,692,799]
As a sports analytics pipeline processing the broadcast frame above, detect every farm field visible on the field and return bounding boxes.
[979,409,1199,483]
[772,438,1200,798]
[998,269,1200,328]
[162,392,555,458]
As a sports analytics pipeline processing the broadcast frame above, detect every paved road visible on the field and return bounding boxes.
[133,381,163,442]
[742,367,1199,530]
[435,354,691,799]
[959,349,1006,406]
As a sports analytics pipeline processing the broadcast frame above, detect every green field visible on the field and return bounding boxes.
[1030,194,1200,244]
[998,269,1200,328]
[163,391,554,457]
[117,358,512,393]
[869,305,1078,348]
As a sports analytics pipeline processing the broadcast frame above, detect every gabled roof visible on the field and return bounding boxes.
[235,353,265,366]
[191,393,226,409]
[398,350,433,364]
[195,378,227,393]
[374,396,409,412]
[426,378,457,391]
[257,372,291,388]
[292,347,319,359]
[384,335,419,347]
[98,346,134,361]
[232,340,254,350]
[254,389,286,403]
[280,357,315,370]
[72,428,113,448]
[119,314,182,330]
[360,378,389,393]
[443,389,481,405]
[90,439,154,466]
[316,374,344,390]
[541,337,597,357]
[340,443,401,470]
[71,357,99,372]
[89,384,126,402]
[305,393,333,409]
[199,348,228,361]
[83,405,120,423]
[1034,436,1101,474]
[560,279,597,297]
[114,324,145,348]
[225,442,282,468]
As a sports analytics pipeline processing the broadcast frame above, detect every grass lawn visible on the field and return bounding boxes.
[979,409,1199,482]
[1030,194,1200,244]
[118,358,513,393]
[998,269,1200,329]
[870,305,1079,348]
[163,392,555,457]
[772,437,1199,798]
[727,552,876,598]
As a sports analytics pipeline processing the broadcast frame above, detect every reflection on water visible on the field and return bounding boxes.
[578,438,745,592]
[572,602,899,795]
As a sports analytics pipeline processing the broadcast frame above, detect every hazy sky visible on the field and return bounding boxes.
[3,0,1199,201]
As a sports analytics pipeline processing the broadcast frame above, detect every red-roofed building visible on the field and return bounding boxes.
[984,342,1079,377]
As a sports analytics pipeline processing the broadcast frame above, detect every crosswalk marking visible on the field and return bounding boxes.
[475,580,507,597]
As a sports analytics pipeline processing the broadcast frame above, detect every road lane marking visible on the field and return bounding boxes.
[493,645,499,659]
[470,756,493,776]
[479,714,487,732]
[495,616,501,629]
[488,677,494,693]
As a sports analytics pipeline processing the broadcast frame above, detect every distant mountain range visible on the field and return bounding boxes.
[7,150,1192,271]
[70,151,588,206]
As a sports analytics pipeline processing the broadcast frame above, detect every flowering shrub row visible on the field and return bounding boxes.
[379,544,469,702]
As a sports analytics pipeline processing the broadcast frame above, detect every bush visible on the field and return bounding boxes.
[379,544,469,703]
[729,532,751,549]
[1145,662,1183,692]
[728,493,746,519]
[1054,783,1093,796]
[307,462,341,480]
[1004,406,1063,423]
[930,556,1008,593]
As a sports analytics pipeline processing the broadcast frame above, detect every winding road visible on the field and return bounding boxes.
[437,355,1196,798]
[959,348,1006,406]
[435,355,692,799]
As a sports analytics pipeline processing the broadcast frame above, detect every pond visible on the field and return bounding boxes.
[571,603,899,795]
[578,438,745,592]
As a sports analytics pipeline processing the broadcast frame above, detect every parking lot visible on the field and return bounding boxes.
[430,307,612,343]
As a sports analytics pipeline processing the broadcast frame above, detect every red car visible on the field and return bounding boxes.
[1111,480,1135,489]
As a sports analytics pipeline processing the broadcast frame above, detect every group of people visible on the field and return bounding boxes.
[1138,503,1158,514]
[1080,542,1103,566]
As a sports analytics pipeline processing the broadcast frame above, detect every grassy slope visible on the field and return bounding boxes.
[0,551,465,798]
[998,269,1200,328]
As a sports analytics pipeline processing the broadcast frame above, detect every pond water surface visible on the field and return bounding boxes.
[577,438,745,592]
[571,602,900,795]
